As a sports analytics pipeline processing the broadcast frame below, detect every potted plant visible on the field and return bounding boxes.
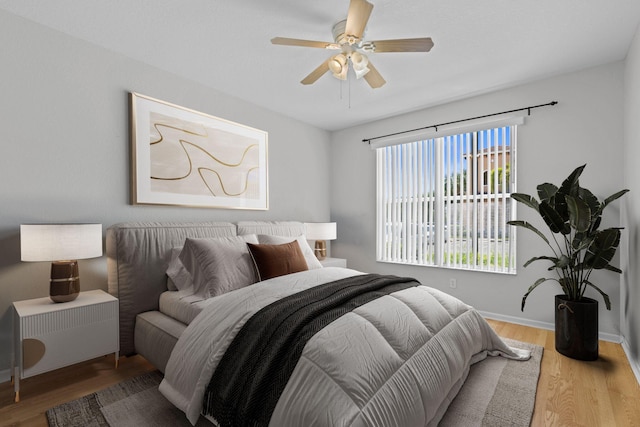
[508,164,628,360]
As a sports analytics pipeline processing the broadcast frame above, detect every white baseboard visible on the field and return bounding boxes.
[0,368,11,384]
[621,339,640,386]
[478,310,622,343]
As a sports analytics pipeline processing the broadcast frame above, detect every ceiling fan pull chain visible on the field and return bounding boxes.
[349,74,352,109]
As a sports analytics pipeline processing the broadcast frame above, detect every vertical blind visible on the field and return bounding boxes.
[375,118,520,274]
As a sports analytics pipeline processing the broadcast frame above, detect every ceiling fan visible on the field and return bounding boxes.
[271,0,434,88]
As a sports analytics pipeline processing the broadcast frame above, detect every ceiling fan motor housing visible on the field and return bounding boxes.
[332,20,362,46]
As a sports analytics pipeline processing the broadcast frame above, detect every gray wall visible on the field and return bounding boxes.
[0,10,331,377]
[330,62,626,338]
[623,23,640,378]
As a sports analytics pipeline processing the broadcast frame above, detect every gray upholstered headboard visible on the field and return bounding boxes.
[106,222,236,355]
[106,220,306,356]
[236,220,305,237]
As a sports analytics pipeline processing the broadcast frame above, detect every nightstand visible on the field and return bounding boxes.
[12,289,119,402]
[320,257,347,268]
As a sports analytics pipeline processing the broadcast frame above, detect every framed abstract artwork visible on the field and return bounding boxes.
[130,93,268,210]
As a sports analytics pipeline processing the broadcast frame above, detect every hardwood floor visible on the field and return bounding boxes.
[0,354,155,427]
[487,319,640,427]
[0,320,638,426]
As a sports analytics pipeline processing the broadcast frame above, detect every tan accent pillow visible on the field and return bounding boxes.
[247,241,309,281]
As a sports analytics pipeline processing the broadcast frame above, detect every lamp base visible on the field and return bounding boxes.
[50,261,80,303]
[314,240,327,260]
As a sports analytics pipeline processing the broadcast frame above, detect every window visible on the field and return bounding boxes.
[375,117,521,274]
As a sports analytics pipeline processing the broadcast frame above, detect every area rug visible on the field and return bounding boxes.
[439,338,543,426]
[46,338,542,427]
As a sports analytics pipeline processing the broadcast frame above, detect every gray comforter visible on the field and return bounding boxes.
[159,267,530,426]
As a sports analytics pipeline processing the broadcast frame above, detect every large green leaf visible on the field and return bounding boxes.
[603,264,623,274]
[598,228,622,247]
[584,247,617,270]
[522,277,555,311]
[523,255,558,268]
[537,183,558,204]
[575,187,603,234]
[584,280,612,310]
[603,189,630,208]
[510,193,540,212]
[584,228,621,269]
[578,187,601,225]
[539,201,569,234]
[559,164,585,197]
[572,232,594,251]
[578,187,600,211]
[507,220,550,245]
[565,194,591,232]
[554,189,570,220]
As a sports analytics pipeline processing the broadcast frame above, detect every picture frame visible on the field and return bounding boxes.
[130,92,268,210]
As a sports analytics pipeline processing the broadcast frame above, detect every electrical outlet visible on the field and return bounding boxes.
[449,278,457,289]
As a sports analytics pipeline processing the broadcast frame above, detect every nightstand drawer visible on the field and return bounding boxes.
[20,302,118,378]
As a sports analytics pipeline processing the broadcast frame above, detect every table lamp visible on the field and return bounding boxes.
[304,222,337,260]
[20,224,103,303]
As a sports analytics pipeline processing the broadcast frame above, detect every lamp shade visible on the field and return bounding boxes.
[20,224,103,262]
[304,222,337,241]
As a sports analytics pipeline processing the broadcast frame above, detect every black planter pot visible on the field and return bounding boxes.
[555,295,599,361]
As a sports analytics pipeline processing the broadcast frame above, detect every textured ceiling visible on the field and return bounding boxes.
[1,0,639,131]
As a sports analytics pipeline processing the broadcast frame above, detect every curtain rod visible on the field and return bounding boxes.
[362,101,558,144]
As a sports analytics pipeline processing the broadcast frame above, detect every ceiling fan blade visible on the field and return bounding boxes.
[271,37,340,50]
[301,59,331,85]
[368,38,434,53]
[363,61,386,88]
[345,0,374,41]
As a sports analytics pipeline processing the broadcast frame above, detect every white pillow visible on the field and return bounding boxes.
[256,234,323,269]
[179,234,259,299]
[166,247,193,292]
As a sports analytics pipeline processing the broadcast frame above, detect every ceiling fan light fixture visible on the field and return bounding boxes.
[350,51,369,79]
[329,53,348,79]
[332,67,348,80]
[351,51,368,70]
[328,58,342,75]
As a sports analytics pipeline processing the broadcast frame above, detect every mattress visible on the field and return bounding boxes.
[159,290,213,326]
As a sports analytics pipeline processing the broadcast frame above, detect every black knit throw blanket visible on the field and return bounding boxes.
[202,273,419,427]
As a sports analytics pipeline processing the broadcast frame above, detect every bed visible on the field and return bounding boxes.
[106,221,529,427]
